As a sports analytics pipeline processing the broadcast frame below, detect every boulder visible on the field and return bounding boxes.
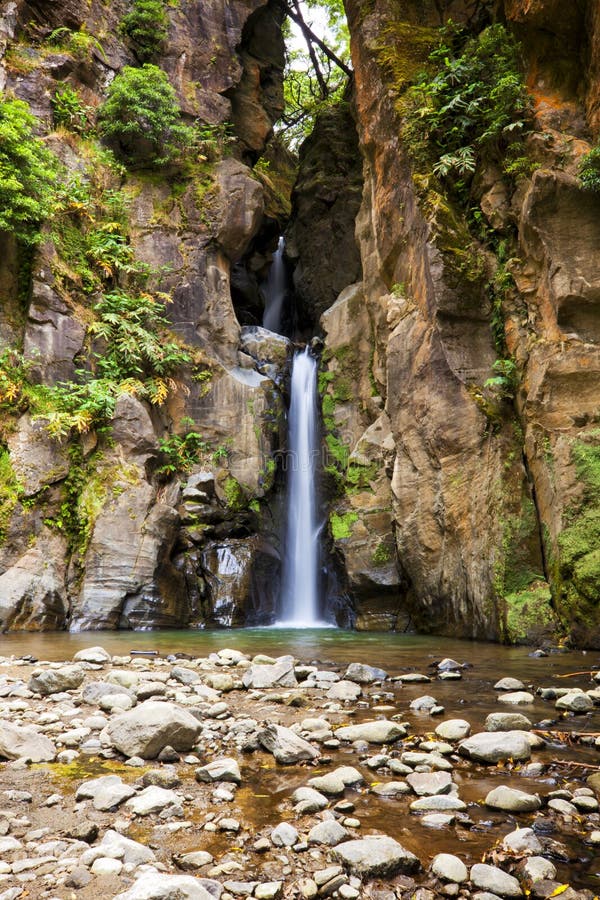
[485,786,541,812]
[406,772,453,796]
[102,702,202,759]
[485,712,532,732]
[307,820,349,846]
[344,663,387,684]
[195,758,241,785]
[459,731,531,763]
[242,655,297,689]
[74,646,111,665]
[497,691,534,705]
[126,786,182,817]
[29,665,85,695]
[257,724,319,764]
[96,830,155,867]
[334,721,406,744]
[332,836,421,878]
[469,863,523,897]
[431,853,468,883]
[0,720,56,762]
[76,775,136,811]
[326,680,362,701]
[435,719,470,741]
[114,872,215,899]
[555,692,594,712]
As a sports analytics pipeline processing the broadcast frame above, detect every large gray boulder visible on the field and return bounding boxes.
[485,712,532,732]
[334,721,406,744]
[344,662,387,684]
[114,872,215,899]
[76,775,136,811]
[257,723,319,764]
[242,655,297,689]
[470,863,523,897]
[28,665,85,695]
[332,836,421,878]
[102,702,202,759]
[0,720,56,762]
[485,786,541,812]
[459,731,531,763]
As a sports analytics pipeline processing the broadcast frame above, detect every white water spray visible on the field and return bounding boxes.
[279,348,322,625]
[262,236,286,334]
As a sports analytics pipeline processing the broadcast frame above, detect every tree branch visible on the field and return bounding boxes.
[283,1,352,80]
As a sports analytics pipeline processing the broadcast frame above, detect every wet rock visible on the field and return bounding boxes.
[547,797,578,816]
[299,718,333,742]
[195,758,241,785]
[371,781,411,797]
[435,719,471,741]
[406,772,453,796]
[0,721,56,762]
[326,681,362,701]
[410,695,438,711]
[485,786,541,812]
[242,656,297,689]
[421,813,456,827]
[502,827,543,854]
[485,713,532,732]
[555,692,594,713]
[521,857,557,883]
[76,775,136,811]
[431,853,468,883]
[397,673,431,683]
[102,701,202,759]
[332,835,421,878]
[469,863,523,897]
[257,723,319,764]
[410,796,467,812]
[126,785,183,816]
[494,678,525,691]
[497,692,534,705]
[344,663,387,684]
[292,787,329,813]
[334,721,406,744]
[28,665,84,695]
[175,851,214,871]
[114,872,215,899]
[307,820,349,846]
[459,731,531,763]
[255,883,283,900]
[271,822,299,847]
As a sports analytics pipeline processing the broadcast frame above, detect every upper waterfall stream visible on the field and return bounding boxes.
[278,347,325,625]
[262,236,286,334]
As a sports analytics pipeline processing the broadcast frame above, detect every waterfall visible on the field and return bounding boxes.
[262,236,286,334]
[279,348,322,625]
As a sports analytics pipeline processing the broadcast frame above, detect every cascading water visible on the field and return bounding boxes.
[278,347,323,625]
[262,236,286,334]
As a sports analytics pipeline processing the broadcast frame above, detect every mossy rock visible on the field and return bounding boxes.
[503,581,558,644]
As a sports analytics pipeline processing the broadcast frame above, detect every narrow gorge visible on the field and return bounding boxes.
[0,0,598,647]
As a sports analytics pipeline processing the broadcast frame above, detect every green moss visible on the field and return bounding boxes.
[0,448,23,545]
[345,460,378,494]
[375,21,437,94]
[504,581,555,644]
[371,541,393,566]
[330,511,358,540]
[223,476,245,510]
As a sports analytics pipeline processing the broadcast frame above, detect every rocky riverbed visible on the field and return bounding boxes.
[0,645,599,900]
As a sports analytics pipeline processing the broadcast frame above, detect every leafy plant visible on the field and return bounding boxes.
[578,146,600,193]
[0,96,61,244]
[120,0,169,62]
[484,358,518,400]
[47,26,106,61]
[405,24,531,193]
[157,429,207,476]
[97,64,194,166]
[52,85,91,135]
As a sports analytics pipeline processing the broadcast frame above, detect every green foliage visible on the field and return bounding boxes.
[405,24,530,193]
[47,26,106,61]
[120,0,169,62]
[484,358,518,400]
[0,96,61,244]
[330,510,357,540]
[97,65,194,166]
[223,476,245,510]
[371,541,392,566]
[157,428,207,476]
[0,447,23,544]
[503,581,555,644]
[52,86,91,135]
[578,146,600,193]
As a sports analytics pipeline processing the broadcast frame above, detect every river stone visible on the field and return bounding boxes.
[410,695,437,711]
[195,757,241,785]
[401,751,453,771]
[332,836,421,877]
[494,678,525,691]
[547,797,578,815]
[242,655,297,689]
[431,853,468,883]
[114,872,214,899]
[410,796,467,811]
[292,787,329,812]
[171,666,201,685]
[588,772,600,795]
[396,673,430,683]
[74,646,111,665]
[0,720,56,762]
[28,665,85,695]
[255,884,283,900]
[485,713,532,732]
[502,827,542,854]
[422,813,455,827]
[102,701,202,759]
[334,721,406,744]
[96,830,155,866]
[470,864,522,897]
[344,663,387,684]
[258,723,319,764]
[371,781,411,797]
[99,692,136,712]
[175,851,214,871]
[459,731,531,763]
[82,681,135,704]
[555,692,594,713]
[497,691,534,705]
[271,822,299,847]
[437,658,462,672]
[521,857,556,883]
[76,775,136,811]
[308,820,349,846]
[406,772,453,796]
[485,786,541,812]
[435,719,470,741]
[300,718,333,741]
[126,786,182,816]
[308,773,346,796]
[327,680,362,701]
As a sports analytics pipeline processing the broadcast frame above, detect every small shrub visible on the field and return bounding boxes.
[157,429,207,476]
[120,0,169,62]
[0,97,60,243]
[52,85,91,134]
[47,26,105,61]
[97,64,194,166]
[578,146,600,193]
